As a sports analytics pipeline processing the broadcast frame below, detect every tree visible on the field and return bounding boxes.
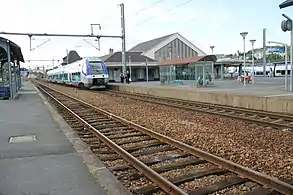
[267,53,284,61]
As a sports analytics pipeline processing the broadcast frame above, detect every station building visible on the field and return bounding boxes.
[102,32,206,82]
[100,50,157,82]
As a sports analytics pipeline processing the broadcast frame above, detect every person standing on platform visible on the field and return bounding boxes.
[120,72,124,83]
[125,70,131,84]
[269,67,273,79]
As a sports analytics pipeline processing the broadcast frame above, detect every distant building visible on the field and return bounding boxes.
[215,54,226,59]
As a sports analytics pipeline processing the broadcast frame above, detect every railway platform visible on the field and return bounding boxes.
[0,81,130,195]
[108,77,293,114]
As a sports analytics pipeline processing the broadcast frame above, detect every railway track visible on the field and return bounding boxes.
[101,90,293,131]
[35,82,293,195]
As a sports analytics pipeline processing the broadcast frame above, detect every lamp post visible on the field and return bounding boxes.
[210,46,215,54]
[210,46,215,82]
[281,14,293,91]
[268,41,288,90]
[249,40,256,84]
[240,32,248,87]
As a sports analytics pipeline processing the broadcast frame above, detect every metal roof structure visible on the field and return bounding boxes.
[0,37,24,62]
[279,0,293,8]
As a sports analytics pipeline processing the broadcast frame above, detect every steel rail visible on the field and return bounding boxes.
[36,83,187,195]
[103,90,293,129]
[35,81,293,195]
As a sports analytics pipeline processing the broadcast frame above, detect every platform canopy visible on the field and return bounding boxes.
[279,0,293,9]
[0,37,24,63]
[0,37,24,99]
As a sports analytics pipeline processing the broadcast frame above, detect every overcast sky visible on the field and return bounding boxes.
[1,0,292,68]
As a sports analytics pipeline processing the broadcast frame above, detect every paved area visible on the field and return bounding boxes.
[0,81,128,195]
[111,77,293,98]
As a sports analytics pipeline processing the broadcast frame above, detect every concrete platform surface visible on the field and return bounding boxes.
[112,77,293,98]
[109,78,293,114]
[0,81,129,195]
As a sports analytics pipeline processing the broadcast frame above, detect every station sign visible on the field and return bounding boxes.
[267,46,285,53]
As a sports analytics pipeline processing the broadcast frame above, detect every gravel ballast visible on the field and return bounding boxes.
[44,83,293,181]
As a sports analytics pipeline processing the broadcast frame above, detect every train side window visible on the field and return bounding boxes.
[76,72,81,81]
[72,72,80,81]
[63,73,68,80]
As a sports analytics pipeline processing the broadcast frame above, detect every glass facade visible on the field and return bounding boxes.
[0,62,20,87]
[0,61,21,98]
[0,62,9,87]
[159,62,213,85]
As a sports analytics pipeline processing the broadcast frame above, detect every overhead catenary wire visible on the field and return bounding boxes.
[102,0,166,29]
[130,0,167,17]
[134,0,195,27]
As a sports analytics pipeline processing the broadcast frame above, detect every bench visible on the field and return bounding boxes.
[0,86,10,99]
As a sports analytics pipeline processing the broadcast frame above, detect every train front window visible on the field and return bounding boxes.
[89,61,103,74]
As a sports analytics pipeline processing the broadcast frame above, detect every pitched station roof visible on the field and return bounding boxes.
[128,33,175,52]
[159,55,217,66]
[100,51,156,63]
[128,32,206,57]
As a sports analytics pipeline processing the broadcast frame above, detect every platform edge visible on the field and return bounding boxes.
[32,82,131,195]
